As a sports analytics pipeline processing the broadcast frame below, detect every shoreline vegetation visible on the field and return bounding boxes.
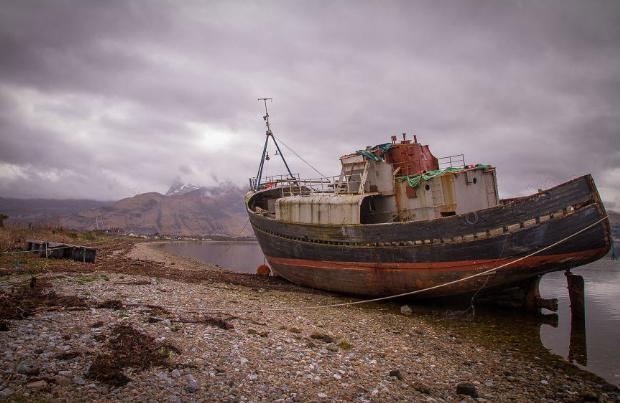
[1,228,618,401]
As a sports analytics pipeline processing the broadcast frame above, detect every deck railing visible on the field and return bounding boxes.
[251,153,468,195]
[438,154,465,169]
[249,174,337,195]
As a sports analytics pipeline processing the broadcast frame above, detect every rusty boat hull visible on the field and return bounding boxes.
[247,175,611,298]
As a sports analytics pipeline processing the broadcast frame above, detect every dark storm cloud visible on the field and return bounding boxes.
[0,0,619,209]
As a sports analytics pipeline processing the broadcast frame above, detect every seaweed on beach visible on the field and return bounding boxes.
[0,278,89,319]
[86,324,180,386]
[176,314,234,330]
[96,299,124,310]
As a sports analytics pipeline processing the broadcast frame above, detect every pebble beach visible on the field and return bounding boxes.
[1,231,619,402]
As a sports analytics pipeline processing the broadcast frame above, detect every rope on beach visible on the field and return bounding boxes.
[149,215,610,314]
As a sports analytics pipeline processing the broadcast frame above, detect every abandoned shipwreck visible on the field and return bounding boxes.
[245,105,612,307]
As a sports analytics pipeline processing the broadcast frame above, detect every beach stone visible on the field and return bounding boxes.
[170,369,181,378]
[0,388,14,398]
[16,360,40,376]
[413,381,431,394]
[26,380,47,389]
[156,372,174,386]
[581,390,599,401]
[400,305,413,316]
[54,375,72,386]
[456,382,478,398]
[185,374,198,393]
[73,375,86,385]
[389,369,403,380]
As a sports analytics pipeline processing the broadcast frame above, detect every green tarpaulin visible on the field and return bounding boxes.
[399,164,490,189]
[356,143,392,161]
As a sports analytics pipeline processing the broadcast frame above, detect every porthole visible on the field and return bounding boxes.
[425,184,430,191]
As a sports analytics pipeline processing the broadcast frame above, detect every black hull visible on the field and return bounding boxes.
[247,175,611,298]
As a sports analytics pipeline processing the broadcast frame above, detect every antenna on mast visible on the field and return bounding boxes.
[258,97,273,136]
[253,98,296,190]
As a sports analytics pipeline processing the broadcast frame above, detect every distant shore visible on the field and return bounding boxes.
[0,229,618,401]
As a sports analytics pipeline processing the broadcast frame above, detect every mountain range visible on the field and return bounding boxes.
[0,182,250,237]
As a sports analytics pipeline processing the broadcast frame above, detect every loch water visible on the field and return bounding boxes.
[154,240,265,274]
[538,248,620,385]
[157,240,620,385]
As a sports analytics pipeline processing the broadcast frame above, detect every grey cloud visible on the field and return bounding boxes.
[0,0,618,209]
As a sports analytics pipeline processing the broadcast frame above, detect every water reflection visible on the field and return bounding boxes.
[154,241,265,274]
[566,272,586,366]
[539,254,620,385]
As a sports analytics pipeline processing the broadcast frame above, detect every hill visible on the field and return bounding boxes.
[0,183,250,237]
[0,198,112,227]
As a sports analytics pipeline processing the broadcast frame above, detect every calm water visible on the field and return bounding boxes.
[539,247,620,385]
[155,241,266,274]
[159,240,620,384]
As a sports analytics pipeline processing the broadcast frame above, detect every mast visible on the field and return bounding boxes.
[254,98,295,190]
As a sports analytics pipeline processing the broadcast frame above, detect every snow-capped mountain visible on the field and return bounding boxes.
[165,181,202,196]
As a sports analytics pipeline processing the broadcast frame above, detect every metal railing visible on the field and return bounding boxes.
[438,154,465,169]
[249,173,337,195]
[250,153,467,196]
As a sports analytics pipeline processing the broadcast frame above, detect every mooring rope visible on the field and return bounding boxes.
[145,215,609,314]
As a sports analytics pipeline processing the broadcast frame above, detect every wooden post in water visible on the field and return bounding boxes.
[523,275,558,313]
[566,271,587,366]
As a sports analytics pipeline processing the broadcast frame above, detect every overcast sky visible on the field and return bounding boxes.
[1,0,619,210]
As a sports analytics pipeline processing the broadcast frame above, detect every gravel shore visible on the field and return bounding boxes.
[1,233,619,402]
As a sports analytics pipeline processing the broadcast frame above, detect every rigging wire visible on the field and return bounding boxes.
[273,135,328,179]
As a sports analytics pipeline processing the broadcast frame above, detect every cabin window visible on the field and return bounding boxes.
[441,211,456,217]
[473,177,477,184]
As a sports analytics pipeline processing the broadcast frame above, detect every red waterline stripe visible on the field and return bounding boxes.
[266,248,606,272]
